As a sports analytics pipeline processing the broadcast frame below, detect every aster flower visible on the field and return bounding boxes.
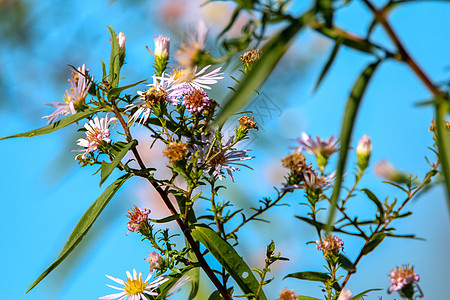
[337,289,353,300]
[283,169,335,192]
[126,206,151,233]
[169,65,224,98]
[316,234,344,258]
[127,74,177,125]
[277,287,298,300]
[388,264,420,294]
[374,160,407,183]
[43,65,93,124]
[175,21,207,68]
[192,135,254,182]
[145,251,163,270]
[76,115,116,158]
[297,132,339,157]
[99,269,169,300]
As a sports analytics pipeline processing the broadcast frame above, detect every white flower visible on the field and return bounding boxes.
[169,65,224,98]
[337,289,353,300]
[43,65,93,124]
[99,269,169,300]
[76,115,116,158]
[126,74,177,125]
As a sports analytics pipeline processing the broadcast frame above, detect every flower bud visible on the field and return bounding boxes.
[117,32,127,53]
[356,135,372,171]
[388,264,421,299]
[374,160,405,183]
[145,251,164,270]
[151,35,170,76]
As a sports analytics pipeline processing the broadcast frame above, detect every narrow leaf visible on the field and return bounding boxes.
[314,39,342,92]
[99,140,138,186]
[284,271,341,291]
[1,107,110,141]
[337,254,353,272]
[214,11,314,125]
[27,174,133,293]
[106,25,120,88]
[351,288,383,300]
[361,189,384,216]
[156,264,199,299]
[191,224,267,299]
[326,61,381,231]
[149,214,182,224]
[296,216,364,237]
[361,232,386,255]
[435,98,450,212]
[107,80,147,101]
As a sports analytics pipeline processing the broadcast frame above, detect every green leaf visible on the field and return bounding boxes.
[107,80,147,101]
[434,97,450,212]
[314,39,342,92]
[361,189,384,216]
[106,25,120,88]
[326,61,381,232]
[99,140,138,186]
[1,107,110,141]
[337,254,353,272]
[351,288,383,300]
[284,271,341,291]
[214,11,314,125]
[310,21,377,54]
[295,216,364,237]
[149,214,182,224]
[26,174,133,293]
[361,232,386,255]
[191,224,267,299]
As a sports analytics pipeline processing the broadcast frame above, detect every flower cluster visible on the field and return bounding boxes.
[125,206,151,233]
[316,234,344,258]
[388,264,420,294]
[163,141,188,163]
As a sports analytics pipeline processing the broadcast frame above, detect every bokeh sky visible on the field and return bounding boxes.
[0,0,449,299]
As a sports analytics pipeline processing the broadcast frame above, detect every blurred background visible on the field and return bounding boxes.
[0,0,449,299]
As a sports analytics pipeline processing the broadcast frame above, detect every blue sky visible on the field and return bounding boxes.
[0,0,449,299]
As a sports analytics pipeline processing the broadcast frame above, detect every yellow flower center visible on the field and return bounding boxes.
[172,68,195,83]
[124,275,146,296]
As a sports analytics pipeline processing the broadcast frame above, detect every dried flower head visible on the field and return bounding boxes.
[277,287,298,300]
[281,151,307,173]
[126,206,151,233]
[429,119,450,132]
[163,141,188,163]
[388,264,420,294]
[145,251,164,270]
[238,116,259,131]
[240,49,262,65]
[316,234,344,258]
[182,88,210,114]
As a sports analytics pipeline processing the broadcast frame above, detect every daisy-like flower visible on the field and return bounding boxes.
[193,136,254,182]
[316,234,344,258]
[175,21,207,68]
[126,206,151,233]
[76,115,116,158]
[283,168,335,192]
[297,132,339,158]
[169,65,224,98]
[388,264,420,294]
[127,74,177,125]
[99,269,169,300]
[43,65,93,124]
